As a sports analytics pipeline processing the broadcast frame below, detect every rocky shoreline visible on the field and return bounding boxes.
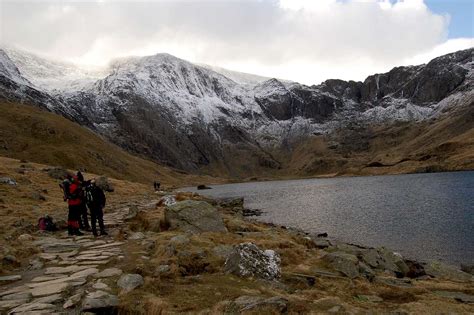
[1,184,473,313]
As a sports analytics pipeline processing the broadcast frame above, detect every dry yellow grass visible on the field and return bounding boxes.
[0,156,472,313]
[117,199,474,314]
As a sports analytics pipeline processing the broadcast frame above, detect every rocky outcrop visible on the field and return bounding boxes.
[164,200,228,234]
[224,243,281,281]
[322,245,413,279]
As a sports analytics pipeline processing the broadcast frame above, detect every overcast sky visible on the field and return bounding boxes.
[1,0,473,85]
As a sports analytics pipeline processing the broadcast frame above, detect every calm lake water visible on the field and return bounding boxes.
[184,171,474,266]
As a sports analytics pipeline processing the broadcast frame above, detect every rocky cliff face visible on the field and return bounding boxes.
[0,47,472,175]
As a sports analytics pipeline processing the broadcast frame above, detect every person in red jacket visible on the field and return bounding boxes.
[66,176,84,236]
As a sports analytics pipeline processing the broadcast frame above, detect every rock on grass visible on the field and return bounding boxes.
[164,200,227,234]
[225,242,281,281]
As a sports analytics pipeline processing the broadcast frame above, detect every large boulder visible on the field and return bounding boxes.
[377,248,409,277]
[322,251,360,279]
[164,200,227,234]
[82,290,119,312]
[46,167,70,180]
[0,177,17,186]
[224,243,281,281]
[117,274,144,292]
[95,176,114,192]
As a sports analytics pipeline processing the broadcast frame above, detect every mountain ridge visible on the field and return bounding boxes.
[0,47,472,177]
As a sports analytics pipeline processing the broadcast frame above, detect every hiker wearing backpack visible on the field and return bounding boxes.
[65,176,84,236]
[86,179,108,237]
[76,171,91,231]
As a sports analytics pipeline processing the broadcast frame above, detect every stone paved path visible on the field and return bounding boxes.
[0,205,139,314]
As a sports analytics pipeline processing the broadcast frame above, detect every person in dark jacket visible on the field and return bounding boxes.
[76,171,91,231]
[86,179,107,236]
[66,176,84,236]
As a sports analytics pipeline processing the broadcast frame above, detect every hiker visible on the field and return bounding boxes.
[86,179,108,237]
[76,171,91,231]
[65,176,84,236]
[154,181,161,191]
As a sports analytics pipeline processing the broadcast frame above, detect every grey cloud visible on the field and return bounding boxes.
[0,0,466,84]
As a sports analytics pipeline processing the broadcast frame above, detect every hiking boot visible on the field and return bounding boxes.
[75,229,84,236]
[93,231,99,237]
[68,227,74,236]
[99,230,108,236]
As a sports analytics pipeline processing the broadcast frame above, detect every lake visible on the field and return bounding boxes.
[183,171,474,266]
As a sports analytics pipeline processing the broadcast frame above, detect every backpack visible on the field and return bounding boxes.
[60,179,71,200]
[85,186,94,205]
[38,216,57,231]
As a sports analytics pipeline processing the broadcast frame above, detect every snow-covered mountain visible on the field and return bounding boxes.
[0,47,472,173]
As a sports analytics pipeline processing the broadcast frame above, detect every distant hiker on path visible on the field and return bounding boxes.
[65,176,84,236]
[76,171,91,231]
[86,179,108,237]
[154,181,161,191]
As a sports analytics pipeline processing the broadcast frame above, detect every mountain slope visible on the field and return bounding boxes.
[0,47,472,178]
[0,101,221,185]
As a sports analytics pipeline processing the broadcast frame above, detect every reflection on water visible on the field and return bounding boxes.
[184,171,474,265]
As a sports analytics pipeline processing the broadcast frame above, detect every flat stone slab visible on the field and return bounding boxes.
[58,260,79,265]
[31,275,67,283]
[33,294,64,304]
[39,253,58,260]
[8,301,56,313]
[76,255,111,261]
[58,250,79,258]
[41,242,81,253]
[28,274,88,288]
[79,250,113,255]
[0,299,29,310]
[89,242,124,250]
[45,265,98,275]
[78,260,111,265]
[0,275,21,283]
[1,291,32,301]
[434,291,474,303]
[94,268,123,278]
[69,268,99,279]
[30,282,71,297]
[0,286,29,298]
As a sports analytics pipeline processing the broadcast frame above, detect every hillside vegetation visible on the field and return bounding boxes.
[284,99,474,177]
[0,101,222,186]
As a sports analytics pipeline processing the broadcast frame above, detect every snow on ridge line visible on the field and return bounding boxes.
[1,47,471,142]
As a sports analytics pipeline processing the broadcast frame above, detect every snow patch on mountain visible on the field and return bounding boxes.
[2,47,108,93]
